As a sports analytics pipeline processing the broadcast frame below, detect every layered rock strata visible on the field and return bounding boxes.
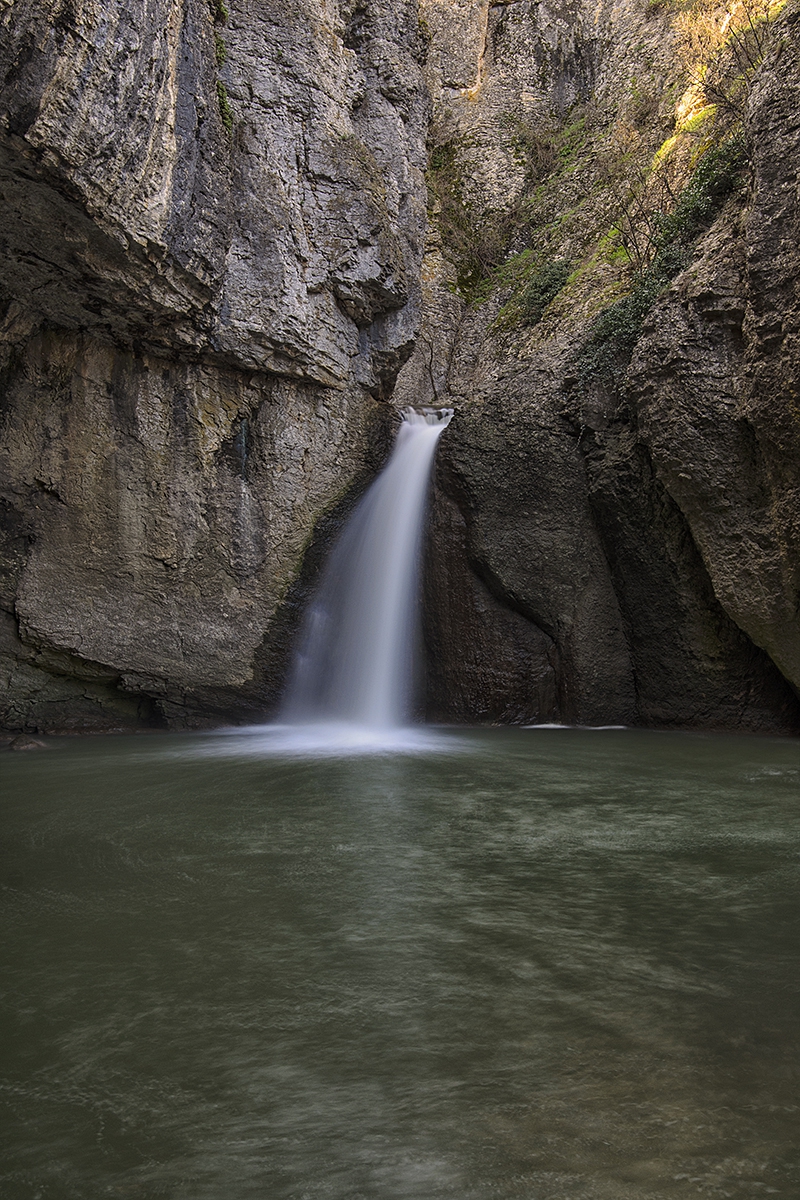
[1,0,799,735]
[0,0,427,729]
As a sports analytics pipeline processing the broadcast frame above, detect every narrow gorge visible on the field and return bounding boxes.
[1,0,799,736]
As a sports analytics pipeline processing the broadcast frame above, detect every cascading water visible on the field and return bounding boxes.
[281,407,453,731]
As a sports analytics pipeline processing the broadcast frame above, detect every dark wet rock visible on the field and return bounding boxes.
[8,734,48,750]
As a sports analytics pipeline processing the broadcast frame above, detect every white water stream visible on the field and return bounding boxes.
[281,407,452,735]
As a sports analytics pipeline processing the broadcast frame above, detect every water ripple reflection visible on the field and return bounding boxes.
[2,728,799,1199]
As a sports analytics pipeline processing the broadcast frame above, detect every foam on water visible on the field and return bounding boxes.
[189,722,467,759]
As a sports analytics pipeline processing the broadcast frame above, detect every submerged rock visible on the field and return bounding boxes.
[8,734,48,751]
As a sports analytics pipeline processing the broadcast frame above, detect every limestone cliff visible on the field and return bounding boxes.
[404,0,800,733]
[1,0,799,734]
[0,0,428,729]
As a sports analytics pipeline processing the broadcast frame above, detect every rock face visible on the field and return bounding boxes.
[405,0,800,733]
[0,0,427,729]
[630,33,800,699]
[1,0,799,734]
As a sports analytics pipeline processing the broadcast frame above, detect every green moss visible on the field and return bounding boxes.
[596,228,631,265]
[209,0,228,23]
[426,99,607,304]
[692,0,783,121]
[654,132,747,247]
[558,113,588,163]
[575,264,673,380]
[653,133,680,165]
[678,103,717,134]
[216,79,233,135]
[493,253,573,328]
[464,248,532,309]
[517,259,572,326]
[214,33,227,66]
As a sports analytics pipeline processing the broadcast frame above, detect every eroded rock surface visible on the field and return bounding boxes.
[404,0,800,733]
[0,0,426,729]
[1,0,799,734]
[630,21,800,695]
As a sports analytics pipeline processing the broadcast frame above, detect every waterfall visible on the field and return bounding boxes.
[282,407,453,729]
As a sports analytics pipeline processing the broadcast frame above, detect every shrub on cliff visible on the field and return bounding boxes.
[577,132,748,382]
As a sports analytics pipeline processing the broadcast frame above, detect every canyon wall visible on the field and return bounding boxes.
[1,0,799,733]
[408,0,800,733]
[0,0,427,729]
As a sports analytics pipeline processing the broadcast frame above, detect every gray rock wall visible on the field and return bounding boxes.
[630,24,800,696]
[406,0,800,733]
[0,0,427,730]
[1,0,799,735]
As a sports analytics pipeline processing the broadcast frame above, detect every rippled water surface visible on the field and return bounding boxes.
[2,727,800,1199]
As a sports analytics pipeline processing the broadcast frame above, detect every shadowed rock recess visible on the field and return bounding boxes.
[1,0,799,733]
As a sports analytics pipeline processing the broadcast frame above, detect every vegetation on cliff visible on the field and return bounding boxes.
[577,131,748,381]
[426,0,785,356]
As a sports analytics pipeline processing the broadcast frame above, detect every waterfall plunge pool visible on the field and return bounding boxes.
[3,726,800,1199]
